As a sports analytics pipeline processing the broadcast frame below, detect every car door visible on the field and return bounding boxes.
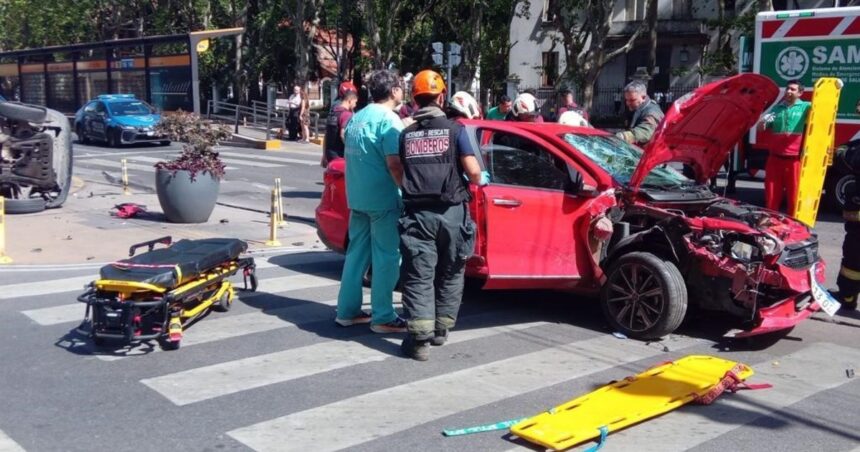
[89,102,108,140]
[475,126,597,289]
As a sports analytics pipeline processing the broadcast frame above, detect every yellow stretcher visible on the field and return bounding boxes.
[794,77,843,227]
[510,355,758,451]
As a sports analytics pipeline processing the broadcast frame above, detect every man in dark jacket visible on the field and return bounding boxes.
[395,70,484,361]
[321,90,357,166]
[615,80,664,146]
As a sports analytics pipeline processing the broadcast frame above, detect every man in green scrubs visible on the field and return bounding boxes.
[335,70,409,334]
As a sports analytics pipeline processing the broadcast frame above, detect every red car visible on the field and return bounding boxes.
[316,74,826,340]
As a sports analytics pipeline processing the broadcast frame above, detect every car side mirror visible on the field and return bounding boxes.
[565,165,598,196]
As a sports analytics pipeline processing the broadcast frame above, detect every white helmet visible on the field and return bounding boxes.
[449,91,481,119]
[512,93,538,116]
[558,110,591,127]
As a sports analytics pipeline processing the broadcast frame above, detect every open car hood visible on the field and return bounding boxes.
[629,74,779,189]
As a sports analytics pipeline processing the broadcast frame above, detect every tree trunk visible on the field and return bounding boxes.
[646,0,658,86]
[757,0,773,11]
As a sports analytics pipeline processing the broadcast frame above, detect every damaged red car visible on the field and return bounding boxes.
[315,74,826,340]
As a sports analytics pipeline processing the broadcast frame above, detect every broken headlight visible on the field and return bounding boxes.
[755,234,783,256]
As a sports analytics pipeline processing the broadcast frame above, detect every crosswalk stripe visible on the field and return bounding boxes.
[142,319,542,406]
[1,275,94,300]
[227,334,703,451]
[218,151,318,166]
[0,429,25,452]
[606,342,860,451]
[84,158,154,172]
[219,157,282,168]
[21,303,84,326]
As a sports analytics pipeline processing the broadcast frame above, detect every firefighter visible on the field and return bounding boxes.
[446,91,482,120]
[836,141,860,311]
[507,92,544,122]
[396,70,485,361]
[758,79,810,216]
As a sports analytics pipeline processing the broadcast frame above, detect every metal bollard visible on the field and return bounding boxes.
[0,197,12,264]
[121,158,131,195]
[274,177,286,227]
[265,188,282,247]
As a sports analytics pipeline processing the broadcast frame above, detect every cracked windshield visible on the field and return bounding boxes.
[562,133,689,187]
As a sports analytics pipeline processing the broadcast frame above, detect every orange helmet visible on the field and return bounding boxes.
[412,70,446,96]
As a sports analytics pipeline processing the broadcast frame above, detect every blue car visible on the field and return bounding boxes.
[74,94,169,146]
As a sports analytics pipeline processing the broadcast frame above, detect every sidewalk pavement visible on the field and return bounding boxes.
[3,176,323,266]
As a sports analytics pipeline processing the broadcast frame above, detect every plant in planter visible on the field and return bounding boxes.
[154,111,232,223]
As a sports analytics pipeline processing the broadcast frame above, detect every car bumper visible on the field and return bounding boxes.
[120,130,166,144]
[731,292,819,338]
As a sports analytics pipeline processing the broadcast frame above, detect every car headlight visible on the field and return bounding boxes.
[730,241,756,262]
[755,235,782,256]
[121,125,136,131]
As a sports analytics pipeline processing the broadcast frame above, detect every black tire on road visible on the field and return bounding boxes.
[212,290,232,312]
[76,124,89,144]
[600,252,688,340]
[45,109,73,208]
[160,337,180,351]
[4,197,46,214]
[160,140,171,146]
[107,128,121,147]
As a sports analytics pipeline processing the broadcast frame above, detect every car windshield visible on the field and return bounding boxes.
[108,101,154,116]
[561,133,690,188]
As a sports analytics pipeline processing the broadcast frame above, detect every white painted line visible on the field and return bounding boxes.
[22,303,85,326]
[218,151,318,166]
[144,320,547,406]
[219,158,282,168]
[606,342,860,451]
[83,158,154,172]
[227,335,703,451]
[0,275,94,300]
[74,149,176,159]
[0,429,25,452]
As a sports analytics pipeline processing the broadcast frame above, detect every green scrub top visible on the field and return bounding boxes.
[343,103,404,211]
[767,100,810,135]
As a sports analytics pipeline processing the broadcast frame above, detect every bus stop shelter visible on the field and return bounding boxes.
[0,28,243,115]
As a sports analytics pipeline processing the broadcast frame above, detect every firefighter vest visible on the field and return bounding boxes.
[400,114,469,207]
[324,105,348,156]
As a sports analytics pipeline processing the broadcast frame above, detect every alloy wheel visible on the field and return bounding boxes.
[604,262,665,333]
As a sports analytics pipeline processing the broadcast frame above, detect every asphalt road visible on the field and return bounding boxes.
[0,141,856,451]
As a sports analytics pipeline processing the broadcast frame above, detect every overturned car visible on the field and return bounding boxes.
[316,74,826,340]
[0,99,73,213]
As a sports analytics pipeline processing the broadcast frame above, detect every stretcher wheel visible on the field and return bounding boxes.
[92,335,106,347]
[213,291,232,312]
[248,272,258,292]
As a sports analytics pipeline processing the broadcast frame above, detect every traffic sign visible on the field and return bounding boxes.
[432,53,443,66]
[450,54,461,67]
[432,42,444,53]
[448,42,461,55]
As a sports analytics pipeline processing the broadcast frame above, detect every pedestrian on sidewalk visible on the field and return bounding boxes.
[322,90,357,167]
[299,87,311,143]
[395,70,484,361]
[757,79,810,216]
[334,69,408,334]
[287,85,302,141]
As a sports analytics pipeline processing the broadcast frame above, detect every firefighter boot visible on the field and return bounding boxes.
[840,292,858,311]
[401,335,430,361]
[430,329,448,346]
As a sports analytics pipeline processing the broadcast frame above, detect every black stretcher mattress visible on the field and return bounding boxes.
[99,239,247,290]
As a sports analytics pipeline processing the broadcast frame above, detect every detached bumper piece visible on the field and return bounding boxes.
[731,292,818,338]
[77,237,257,350]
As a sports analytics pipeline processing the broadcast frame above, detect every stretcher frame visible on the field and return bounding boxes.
[77,236,257,350]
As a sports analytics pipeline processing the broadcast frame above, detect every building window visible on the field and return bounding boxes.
[542,0,557,23]
[541,51,559,87]
[626,0,647,21]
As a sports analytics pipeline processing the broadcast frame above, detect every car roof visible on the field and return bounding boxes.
[458,119,608,141]
[94,94,142,104]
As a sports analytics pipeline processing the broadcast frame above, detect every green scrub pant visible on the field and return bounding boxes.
[336,208,401,325]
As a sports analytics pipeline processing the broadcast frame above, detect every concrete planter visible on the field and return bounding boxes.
[155,168,220,223]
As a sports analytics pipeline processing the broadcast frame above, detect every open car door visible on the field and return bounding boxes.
[465,124,598,290]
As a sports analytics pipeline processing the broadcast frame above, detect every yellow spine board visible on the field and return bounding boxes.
[794,77,843,227]
[510,355,754,451]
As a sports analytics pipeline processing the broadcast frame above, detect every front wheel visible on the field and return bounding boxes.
[600,252,687,340]
[107,128,121,147]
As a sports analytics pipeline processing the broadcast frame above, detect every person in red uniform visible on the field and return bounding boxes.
[757,80,811,216]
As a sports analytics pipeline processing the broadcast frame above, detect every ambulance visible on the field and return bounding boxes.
[747,5,860,209]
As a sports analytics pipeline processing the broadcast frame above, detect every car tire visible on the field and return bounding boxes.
[107,128,121,147]
[600,252,687,340]
[76,124,89,144]
[160,140,171,146]
[45,108,73,209]
[4,197,46,214]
